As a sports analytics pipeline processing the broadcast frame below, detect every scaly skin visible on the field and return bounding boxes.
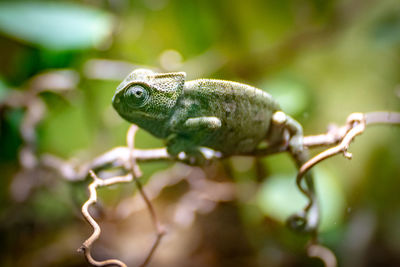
[170,79,281,155]
[112,69,293,159]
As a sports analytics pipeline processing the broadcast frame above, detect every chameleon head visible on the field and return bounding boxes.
[112,68,186,123]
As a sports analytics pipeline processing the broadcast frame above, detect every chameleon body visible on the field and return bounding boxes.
[112,69,304,163]
[112,68,318,232]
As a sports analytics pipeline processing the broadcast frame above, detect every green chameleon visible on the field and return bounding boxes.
[112,68,318,232]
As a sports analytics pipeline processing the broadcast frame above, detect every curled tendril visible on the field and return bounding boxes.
[286,211,308,232]
[287,113,368,234]
[287,170,319,234]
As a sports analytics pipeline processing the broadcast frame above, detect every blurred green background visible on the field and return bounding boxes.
[0,0,399,266]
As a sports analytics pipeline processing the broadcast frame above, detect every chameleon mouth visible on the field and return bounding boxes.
[131,110,154,118]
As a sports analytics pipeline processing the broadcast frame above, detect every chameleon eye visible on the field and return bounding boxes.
[124,85,149,108]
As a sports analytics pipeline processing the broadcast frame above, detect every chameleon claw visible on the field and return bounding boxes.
[272,111,287,125]
[199,147,222,160]
[343,151,352,159]
[177,152,187,160]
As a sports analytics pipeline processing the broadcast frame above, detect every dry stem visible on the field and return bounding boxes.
[78,171,132,267]
[78,125,166,267]
[126,125,166,267]
[41,111,399,267]
[296,112,400,213]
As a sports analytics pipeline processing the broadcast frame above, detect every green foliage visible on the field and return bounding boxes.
[0,2,113,51]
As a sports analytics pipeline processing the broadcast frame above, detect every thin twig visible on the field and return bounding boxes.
[298,111,388,192]
[42,112,400,183]
[79,126,167,267]
[41,147,170,181]
[78,171,132,267]
[297,113,366,204]
[364,111,400,125]
[292,113,365,234]
[126,125,166,267]
[293,111,400,235]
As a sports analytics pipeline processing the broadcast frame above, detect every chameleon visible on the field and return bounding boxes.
[112,68,318,232]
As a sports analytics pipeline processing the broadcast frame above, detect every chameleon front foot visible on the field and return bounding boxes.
[174,147,222,165]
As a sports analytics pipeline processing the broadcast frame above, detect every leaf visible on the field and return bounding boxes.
[0,2,113,51]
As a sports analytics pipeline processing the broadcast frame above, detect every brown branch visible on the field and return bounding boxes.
[78,125,166,267]
[292,111,400,238]
[297,113,366,204]
[126,125,166,267]
[289,113,366,235]
[302,111,400,148]
[40,147,170,181]
[364,111,400,125]
[41,112,400,184]
[296,111,400,205]
[78,171,132,267]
